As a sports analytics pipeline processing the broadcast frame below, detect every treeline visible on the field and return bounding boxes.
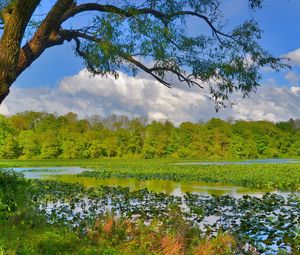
[0,111,299,159]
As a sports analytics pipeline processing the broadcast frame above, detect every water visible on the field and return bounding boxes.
[47,175,279,198]
[11,166,89,179]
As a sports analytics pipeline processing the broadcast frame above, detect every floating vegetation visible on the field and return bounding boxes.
[3,159,300,191]
[32,180,300,254]
[77,160,300,191]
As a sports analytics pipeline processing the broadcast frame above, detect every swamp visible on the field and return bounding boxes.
[1,159,300,254]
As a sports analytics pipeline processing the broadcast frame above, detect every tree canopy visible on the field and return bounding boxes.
[0,112,300,159]
[0,0,284,106]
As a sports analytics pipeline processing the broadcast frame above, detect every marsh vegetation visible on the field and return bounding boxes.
[1,159,300,254]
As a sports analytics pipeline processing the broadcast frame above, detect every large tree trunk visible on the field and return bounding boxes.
[0,0,74,105]
[0,0,41,104]
[0,53,14,104]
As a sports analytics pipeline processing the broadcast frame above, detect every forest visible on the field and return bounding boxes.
[0,111,299,160]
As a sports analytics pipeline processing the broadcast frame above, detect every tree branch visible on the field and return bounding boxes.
[61,29,203,88]
[60,3,232,44]
[61,4,167,23]
[15,2,244,85]
[16,0,75,76]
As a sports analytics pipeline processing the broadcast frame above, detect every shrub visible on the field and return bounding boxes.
[0,170,32,222]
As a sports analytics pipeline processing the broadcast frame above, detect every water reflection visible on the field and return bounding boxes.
[10,164,299,197]
[11,167,89,179]
[46,175,276,197]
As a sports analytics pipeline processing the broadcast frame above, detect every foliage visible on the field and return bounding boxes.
[0,170,32,222]
[0,0,287,107]
[0,217,123,254]
[67,0,284,107]
[0,112,300,160]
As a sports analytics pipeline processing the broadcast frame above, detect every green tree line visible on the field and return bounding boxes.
[0,112,299,160]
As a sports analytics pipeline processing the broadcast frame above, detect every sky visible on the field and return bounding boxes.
[1,0,300,124]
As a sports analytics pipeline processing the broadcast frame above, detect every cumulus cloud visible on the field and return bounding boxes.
[231,84,300,122]
[0,69,300,124]
[0,103,9,115]
[291,86,300,95]
[283,48,300,66]
[284,71,300,85]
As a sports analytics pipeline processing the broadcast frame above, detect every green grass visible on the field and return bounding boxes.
[1,158,300,191]
[0,212,238,255]
[0,222,105,255]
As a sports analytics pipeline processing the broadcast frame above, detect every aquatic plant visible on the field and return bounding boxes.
[30,179,300,254]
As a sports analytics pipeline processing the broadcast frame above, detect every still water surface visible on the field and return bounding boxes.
[47,174,278,197]
[12,166,87,179]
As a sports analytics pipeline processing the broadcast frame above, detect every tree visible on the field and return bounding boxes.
[0,112,299,159]
[0,134,21,159]
[0,0,285,107]
[0,114,15,150]
[18,130,40,159]
[40,131,61,159]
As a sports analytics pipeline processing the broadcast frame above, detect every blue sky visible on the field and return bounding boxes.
[1,0,300,123]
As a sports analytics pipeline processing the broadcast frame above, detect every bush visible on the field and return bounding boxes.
[0,169,32,222]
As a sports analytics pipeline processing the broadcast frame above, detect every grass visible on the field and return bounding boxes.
[0,222,236,255]
[0,203,238,255]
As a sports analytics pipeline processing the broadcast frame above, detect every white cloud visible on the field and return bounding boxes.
[231,82,300,122]
[283,48,300,66]
[284,71,300,85]
[0,103,9,115]
[291,86,300,95]
[0,69,300,124]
